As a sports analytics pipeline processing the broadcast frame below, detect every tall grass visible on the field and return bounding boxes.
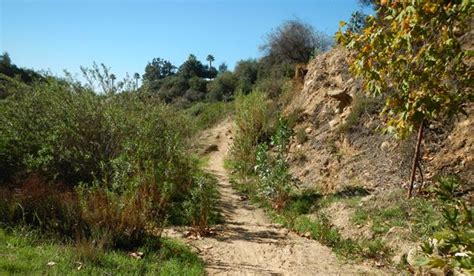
[231,90,277,175]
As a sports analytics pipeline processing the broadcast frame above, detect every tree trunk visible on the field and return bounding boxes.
[408,119,424,198]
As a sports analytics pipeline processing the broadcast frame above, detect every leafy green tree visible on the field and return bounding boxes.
[157,75,189,103]
[347,10,367,33]
[218,63,228,74]
[143,57,176,83]
[207,71,237,102]
[337,0,473,198]
[178,54,207,79]
[234,59,259,94]
[205,66,218,79]
[0,52,11,67]
[0,52,43,84]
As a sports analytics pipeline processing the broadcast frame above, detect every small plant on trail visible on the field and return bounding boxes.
[254,118,293,209]
[416,177,473,274]
[183,172,219,235]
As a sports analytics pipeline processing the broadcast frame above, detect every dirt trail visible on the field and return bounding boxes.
[165,119,383,275]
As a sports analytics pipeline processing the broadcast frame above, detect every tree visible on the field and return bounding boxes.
[143,57,176,83]
[0,52,11,67]
[206,54,215,68]
[234,59,259,94]
[205,66,218,79]
[157,75,189,103]
[207,71,237,102]
[218,63,228,74]
[110,74,116,88]
[0,52,43,84]
[337,0,473,198]
[178,54,207,79]
[260,19,332,65]
[347,10,367,33]
[134,73,140,89]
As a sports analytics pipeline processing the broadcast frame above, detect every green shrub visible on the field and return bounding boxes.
[231,90,277,175]
[182,172,220,233]
[185,101,234,131]
[254,118,293,209]
[337,93,380,133]
[417,177,473,274]
[0,76,218,248]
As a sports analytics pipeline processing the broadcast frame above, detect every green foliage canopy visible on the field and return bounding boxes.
[337,0,473,138]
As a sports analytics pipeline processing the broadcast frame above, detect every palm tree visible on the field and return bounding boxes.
[110,74,116,87]
[134,73,140,88]
[206,54,215,68]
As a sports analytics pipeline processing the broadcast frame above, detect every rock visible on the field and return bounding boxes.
[406,247,422,267]
[346,78,354,86]
[327,88,345,97]
[128,252,144,259]
[305,127,312,134]
[360,195,374,202]
[391,253,406,266]
[327,88,352,110]
[302,169,310,177]
[329,118,340,129]
[204,144,219,154]
[334,75,344,86]
[380,141,391,151]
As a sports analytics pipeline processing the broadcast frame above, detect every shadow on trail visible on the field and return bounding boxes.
[211,223,286,245]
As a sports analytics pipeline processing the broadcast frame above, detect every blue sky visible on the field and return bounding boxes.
[1,0,365,79]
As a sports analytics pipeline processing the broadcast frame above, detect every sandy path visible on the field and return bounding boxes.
[165,119,383,275]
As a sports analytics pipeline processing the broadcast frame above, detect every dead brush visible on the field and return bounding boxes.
[0,174,83,238]
[79,183,164,250]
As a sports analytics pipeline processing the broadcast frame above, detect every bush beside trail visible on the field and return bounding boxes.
[0,75,218,250]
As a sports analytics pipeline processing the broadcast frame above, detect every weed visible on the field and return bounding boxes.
[293,148,307,163]
[416,176,473,274]
[183,172,220,233]
[351,189,440,240]
[337,93,380,133]
[285,108,305,129]
[295,127,308,144]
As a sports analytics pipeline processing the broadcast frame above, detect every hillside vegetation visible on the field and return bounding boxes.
[0,1,472,275]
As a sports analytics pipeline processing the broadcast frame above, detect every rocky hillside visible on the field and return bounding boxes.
[285,47,473,195]
[283,47,473,269]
